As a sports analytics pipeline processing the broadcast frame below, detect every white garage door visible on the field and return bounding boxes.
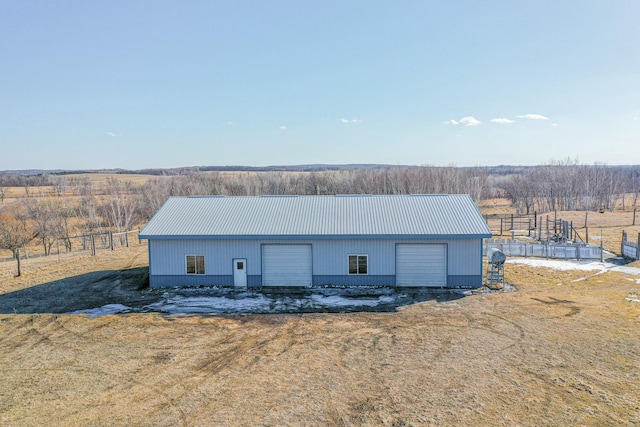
[396,244,447,287]
[262,244,312,286]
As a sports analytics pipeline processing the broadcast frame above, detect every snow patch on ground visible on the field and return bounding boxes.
[610,266,640,275]
[507,257,640,278]
[145,292,403,315]
[146,295,273,314]
[70,304,131,318]
[625,294,640,303]
[506,258,608,271]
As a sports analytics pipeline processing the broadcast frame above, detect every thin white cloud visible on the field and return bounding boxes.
[340,118,362,124]
[226,121,234,125]
[446,116,481,126]
[551,123,559,127]
[491,118,515,124]
[106,132,120,137]
[516,114,549,120]
[278,126,288,131]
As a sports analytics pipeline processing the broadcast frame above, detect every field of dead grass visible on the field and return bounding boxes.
[482,207,640,254]
[549,210,640,253]
[0,245,639,425]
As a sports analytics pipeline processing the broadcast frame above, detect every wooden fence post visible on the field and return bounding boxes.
[16,248,21,277]
[621,231,626,255]
[584,211,588,228]
[600,239,604,262]
[110,231,114,250]
[538,216,541,240]
[585,225,589,244]
[637,233,640,260]
[91,234,96,256]
[546,215,549,241]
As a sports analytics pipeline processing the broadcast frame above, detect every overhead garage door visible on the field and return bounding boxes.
[396,244,447,287]
[262,244,312,286]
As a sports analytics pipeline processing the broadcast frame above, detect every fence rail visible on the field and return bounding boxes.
[484,239,603,260]
[484,213,537,237]
[621,231,640,260]
[1,229,141,263]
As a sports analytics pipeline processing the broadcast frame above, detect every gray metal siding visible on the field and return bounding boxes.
[149,239,262,276]
[311,239,395,275]
[313,275,395,286]
[150,275,233,287]
[448,275,482,287]
[147,237,484,288]
[150,238,481,276]
[149,275,262,288]
[310,238,481,276]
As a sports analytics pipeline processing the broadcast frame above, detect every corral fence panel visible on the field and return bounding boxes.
[621,231,640,260]
[484,239,603,260]
[484,213,537,237]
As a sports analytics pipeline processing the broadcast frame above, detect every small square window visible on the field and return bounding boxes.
[186,255,205,275]
[348,255,368,275]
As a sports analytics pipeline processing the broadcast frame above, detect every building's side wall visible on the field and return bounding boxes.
[147,237,483,288]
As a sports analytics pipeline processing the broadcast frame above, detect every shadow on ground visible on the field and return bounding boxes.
[0,267,154,314]
[0,267,467,315]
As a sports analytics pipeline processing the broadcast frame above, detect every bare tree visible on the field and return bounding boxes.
[23,197,63,256]
[100,178,140,238]
[0,187,6,204]
[57,204,76,251]
[76,193,104,235]
[52,176,69,197]
[0,205,35,276]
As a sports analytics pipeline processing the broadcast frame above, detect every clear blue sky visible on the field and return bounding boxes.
[1,1,639,170]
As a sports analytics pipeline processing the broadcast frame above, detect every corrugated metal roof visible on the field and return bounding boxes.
[139,194,492,239]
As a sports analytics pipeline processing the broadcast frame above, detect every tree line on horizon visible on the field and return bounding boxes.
[1,161,639,265]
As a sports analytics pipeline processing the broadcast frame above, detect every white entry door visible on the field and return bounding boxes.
[233,258,247,287]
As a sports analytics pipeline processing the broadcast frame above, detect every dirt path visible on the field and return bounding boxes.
[0,257,638,425]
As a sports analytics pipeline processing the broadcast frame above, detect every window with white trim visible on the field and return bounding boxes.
[186,255,205,275]
[348,255,368,275]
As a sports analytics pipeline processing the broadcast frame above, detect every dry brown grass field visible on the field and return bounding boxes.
[0,243,639,425]
[1,190,639,425]
[60,172,157,185]
[481,197,640,253]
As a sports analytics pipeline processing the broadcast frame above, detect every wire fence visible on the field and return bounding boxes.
[0,229,142,264]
